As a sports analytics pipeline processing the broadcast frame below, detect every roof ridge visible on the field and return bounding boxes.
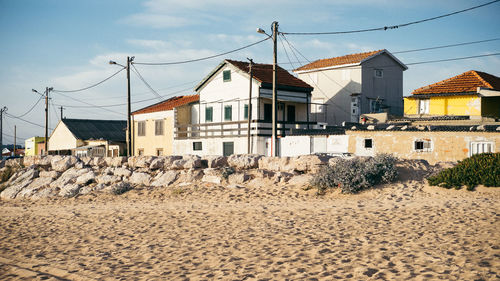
[471,70,493,89]
[412,70,475,95]
[294,49,385,71]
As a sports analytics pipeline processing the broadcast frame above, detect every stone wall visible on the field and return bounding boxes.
[0,154,333,200]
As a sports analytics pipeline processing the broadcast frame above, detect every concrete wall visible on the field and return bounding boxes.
[280,134,349,157]
[48,122,79,152]
[347,130,500,164]
[133,110,175,156]
[173,136,268,156]
[361,53,404,117]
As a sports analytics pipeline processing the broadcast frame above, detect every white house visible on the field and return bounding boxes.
[294,49,407,125]
[173,59,323,156]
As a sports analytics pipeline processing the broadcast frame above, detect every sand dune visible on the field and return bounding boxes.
[0,178,499,280]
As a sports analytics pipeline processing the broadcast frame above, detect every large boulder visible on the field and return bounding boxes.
[58,183,81,197]
[228,172,250,184]
[80,157,93,166]
[128,172,152,186]
[163,156,183,169]
[5,158,23,168]
[50,168,91,188]
[0,166,39,199]
[293,154,332,173]
[149,157,165,170]
[113,167,132,177]
[39,170,60,179]
[96,174,121,185]
[92,157,107,168]
[150,171,178,187]
[228,154,262,170]
[202,156,228,168]
[75,171,96,185]
[178,169,204,182]
[51,156,79,172]
[258,157,295,172]
[31,187,59,200]
[201,168,223,184]
[105,157,126,167]
[135,156,155,168]
[17,176,54,198]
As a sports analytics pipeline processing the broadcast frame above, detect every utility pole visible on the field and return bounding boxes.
[126,56,134,157]
[0,106,7,156]
[44,87,53,155]
[13,125,16,157]
[272,21,278,156]
[60,106,64,120]
[247,58,253,154]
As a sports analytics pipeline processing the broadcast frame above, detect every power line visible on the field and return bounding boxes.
[4,112,51,130]
[393,38,500,54]
[406,52,500,66]
[282,0,500,35]
[133,37,271,66]
[52,67,125,93]
[130,64,163,101]
[51,91,125,116]
[8,95,44,118]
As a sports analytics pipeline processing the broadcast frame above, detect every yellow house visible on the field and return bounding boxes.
[131,94,199,156]
[24,136,45,156]
[404,70,500,118]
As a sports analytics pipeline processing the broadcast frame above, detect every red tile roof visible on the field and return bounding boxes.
[225,59,313,90]
[294,50,384,72]
[132,94,199,115]
[412,70,500,95]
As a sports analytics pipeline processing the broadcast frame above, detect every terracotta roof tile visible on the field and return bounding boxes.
[412,70,500,95]
[226,59,313,90]
[294,50,384,72]
[132,94,199,115]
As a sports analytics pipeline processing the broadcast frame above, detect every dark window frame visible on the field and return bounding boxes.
[205,106,213,122]
[224,105,232,121]
[193,142,202,151]
[364,138,373,149]
[223,70,231,82]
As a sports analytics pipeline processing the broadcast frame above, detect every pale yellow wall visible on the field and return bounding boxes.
[48,122,79,151]
[25,137,44,156]
[133,115,174,156]
[403,98,418,115]
[347,130,500,164]
[404,95,481,116]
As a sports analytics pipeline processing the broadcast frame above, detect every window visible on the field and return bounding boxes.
[418,99,430,114]
[364,139,373,149]
[369,100,382,113]
[138,148,144,156]
[264,104,272,121]
[374,69,383,78]
[414,139,432,152]
[223,70,231,82]
[205,106,213,122]
[244,104,249,120]
[155,120,164,135]
[224,105,232,121]
[312,99,324,113]
[138,121,146,136]
[223,142,234,156]
[470,141,494,156]
[193,141,202,151]
[156,148,163,156]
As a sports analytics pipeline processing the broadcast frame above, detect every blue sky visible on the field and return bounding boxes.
[1,0,499,145]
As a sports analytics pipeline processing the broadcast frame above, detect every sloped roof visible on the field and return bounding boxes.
[61,119,127,142]
[412,70,500,95]
[132,94,199,115]
[195,59,313,92]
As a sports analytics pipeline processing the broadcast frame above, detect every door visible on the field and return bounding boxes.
[350,96,360,122]
[264,104,272,122]
[287,105,296,122]
[223,142,234,156]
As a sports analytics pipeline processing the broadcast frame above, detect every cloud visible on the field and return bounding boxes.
[120,13,192,28]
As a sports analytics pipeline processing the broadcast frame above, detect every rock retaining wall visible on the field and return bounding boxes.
[0,154,334,200]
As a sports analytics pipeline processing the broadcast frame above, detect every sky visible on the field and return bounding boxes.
[1,0,499,146]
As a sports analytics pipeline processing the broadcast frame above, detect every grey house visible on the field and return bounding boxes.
[294,49,407,125]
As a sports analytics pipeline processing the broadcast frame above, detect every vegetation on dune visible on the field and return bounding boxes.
[427,153,500,191]
[310,154,398,194]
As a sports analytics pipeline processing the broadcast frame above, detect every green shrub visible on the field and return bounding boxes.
[310,154,398,194]
[221,166,235,180]
[428,153,500,190]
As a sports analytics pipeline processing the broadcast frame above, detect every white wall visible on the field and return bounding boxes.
[48,122,79,151]
[132,110,174,121]
[327,135,349,153]
[280,136,311,156]
[173,136,268,156]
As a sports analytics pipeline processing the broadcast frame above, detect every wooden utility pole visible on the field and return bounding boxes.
[272,21,278,156]
[126,56,134,157]
[60,106,64,120]
[44,87,52,155]
[13,125,16,156]
[0,106,6,155]
[247,58,253,154]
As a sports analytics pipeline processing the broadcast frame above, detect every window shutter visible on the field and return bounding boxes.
[244,104,249,120]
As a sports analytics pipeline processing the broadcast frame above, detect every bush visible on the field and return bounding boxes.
[427,153,500,190]
[310,154,398,194]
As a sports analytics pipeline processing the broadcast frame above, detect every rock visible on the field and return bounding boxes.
[228,172,250,184]
[128,172,151,186]
[293,154,332,173]
[96,174,121,185]
[74,162,85,169]
[51,156,79,172]
[92,157,107,168]
[163,156,183,169]
[228,154,262,170]
[113,167,132,177]
[258,157,295,172]
[107,182,131,195]
[49,167,91,188]
[7,166,39,186]
[5,158,22,168]
[178,169,204,182]
[31,187,59,199]
[170,160,186,170]
[273,171,294,183]
[149,157,165,170]
[39,170,60,179]
[22,156,34,167]
[102,167,114,175]
[80,157,93,166]
[202,175,222,184]
[17,176,54,198]
[75,171,96,185]
[150,170,178,187]
[202,156,228,168]
[181,155,202,169]
[0,180,31,199]
[287,174,313,186]
[136,156,155,168]
[105,157,126,167]
[58,183,81,197]
[254,169,275,179]
[93,183,108,192]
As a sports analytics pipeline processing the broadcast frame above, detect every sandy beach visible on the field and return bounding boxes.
[0,177,499,280]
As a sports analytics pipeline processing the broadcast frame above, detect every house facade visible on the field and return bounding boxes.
[48,119,127,157]
[24,136,45,156]
[131,95,199,156]
[173,59,321,156]
[294,49,407,125]
[404,70,500,119]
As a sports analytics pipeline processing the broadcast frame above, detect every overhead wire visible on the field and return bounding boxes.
[130,64,163,101]
[52,67,125,93]
[4,112,51,130]
[393,38,500,54]
[8,95,44,118]
[282,0,500,35]
[133,37,271,65]
[51,91,125,116]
